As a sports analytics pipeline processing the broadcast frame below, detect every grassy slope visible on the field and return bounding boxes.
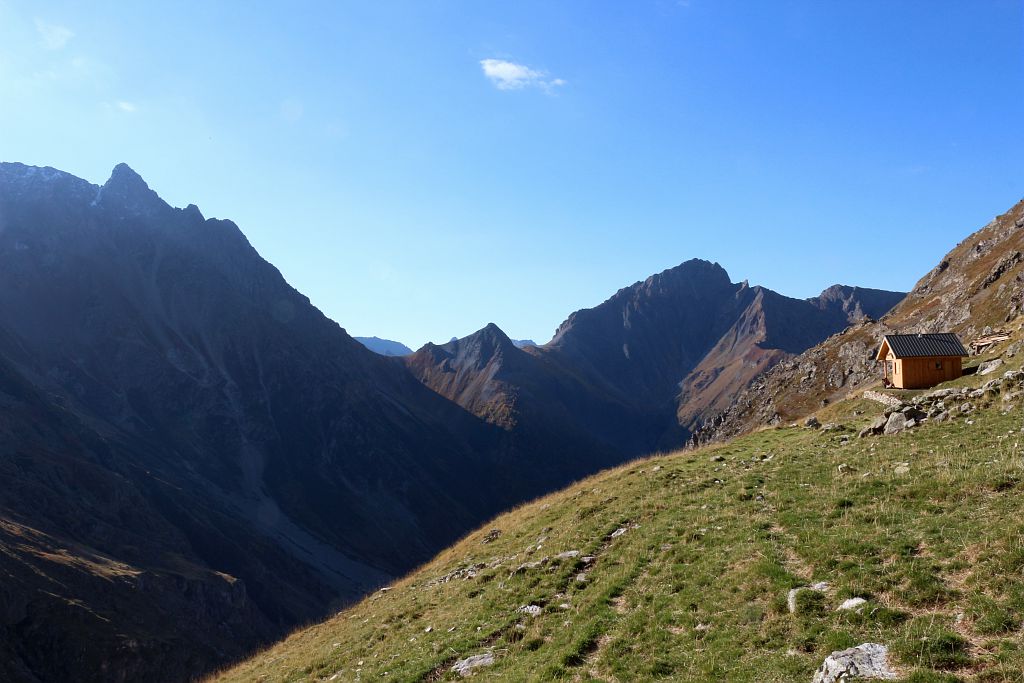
[215,351,1024,683]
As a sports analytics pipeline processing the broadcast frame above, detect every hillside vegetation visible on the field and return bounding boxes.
[215,337,1024,682]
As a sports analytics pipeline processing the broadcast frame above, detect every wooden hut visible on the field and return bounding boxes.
[875,333,968,389]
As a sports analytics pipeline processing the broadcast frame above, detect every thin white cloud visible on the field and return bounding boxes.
[115,101,137,113]
[480,59,565,92]
[35,19,74,50]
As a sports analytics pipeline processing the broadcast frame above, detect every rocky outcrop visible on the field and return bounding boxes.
[451,653,495,676]
[812,643,896,682]
[855,369,1024,439]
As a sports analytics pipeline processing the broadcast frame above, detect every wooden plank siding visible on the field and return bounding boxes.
[889,354,962,389]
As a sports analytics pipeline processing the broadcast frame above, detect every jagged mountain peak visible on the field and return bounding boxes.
[97,162,165,214]
[550,258,735,348]
[435,322,518,364]
[628,258,731,298]
[108,161,145,184]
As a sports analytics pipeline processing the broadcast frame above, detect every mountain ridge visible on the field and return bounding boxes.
[410,259,904,458]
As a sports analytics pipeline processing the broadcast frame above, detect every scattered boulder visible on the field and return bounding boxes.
[925,387,956,399]
[804,416,821,429]
[511,560,545,575]
[883,412,907,435]
[812,643,896,682]
[1004,369,1024,384]
[894,462,911,476]
[482,529,501,544]
[609,523,639,539]
[451,653,496,677]
[430,563,488,585]
[859,416,888,438]
[838,597,867,611]
[901,407,927,421]
[979,358,1004,375]
[555,550,581,560]
[517,605,542,617]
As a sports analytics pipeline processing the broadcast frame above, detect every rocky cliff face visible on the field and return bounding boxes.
[692,197,1024,444]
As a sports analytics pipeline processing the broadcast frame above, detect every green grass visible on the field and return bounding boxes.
[213,361,1024,683]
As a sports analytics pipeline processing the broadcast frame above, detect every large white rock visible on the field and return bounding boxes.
[979,358,1004,375]
[837,597,867,611]
[451,653,496,677]
[812,643,896,682]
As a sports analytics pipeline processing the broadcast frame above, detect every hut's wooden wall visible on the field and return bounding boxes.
[892,356,962,389]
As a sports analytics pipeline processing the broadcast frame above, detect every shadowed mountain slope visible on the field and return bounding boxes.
[406,323,660,466]
[0,163,626,682]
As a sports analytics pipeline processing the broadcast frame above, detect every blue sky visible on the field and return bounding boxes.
[1,1,1022,348]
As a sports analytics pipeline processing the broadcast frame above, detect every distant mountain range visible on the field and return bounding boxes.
[0,162,907,682]
[354,336,536,357]
[407,260,905,460]
[354,336,413,356]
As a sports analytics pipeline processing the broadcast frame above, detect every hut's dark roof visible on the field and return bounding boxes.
[881,333,968,358]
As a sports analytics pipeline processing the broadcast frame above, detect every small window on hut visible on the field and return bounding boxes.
[935,361,943,370]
